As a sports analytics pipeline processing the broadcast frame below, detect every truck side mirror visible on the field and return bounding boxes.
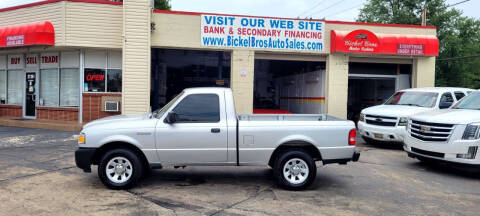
[164,112,177,124]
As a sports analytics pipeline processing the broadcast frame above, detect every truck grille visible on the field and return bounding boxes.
[365,114,397,127]
[409,120,454,142]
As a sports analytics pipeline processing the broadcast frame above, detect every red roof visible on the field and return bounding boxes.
[0,21,55,48]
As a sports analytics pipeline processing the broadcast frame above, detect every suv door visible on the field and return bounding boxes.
[155,93,228,165]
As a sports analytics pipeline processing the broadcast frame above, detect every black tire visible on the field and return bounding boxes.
[98,149,143,190]
[273,150,317,190]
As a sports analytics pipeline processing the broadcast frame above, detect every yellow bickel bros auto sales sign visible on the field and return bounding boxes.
[201,15,325,51]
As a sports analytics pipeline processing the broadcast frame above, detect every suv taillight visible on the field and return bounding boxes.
[349,129,356,145]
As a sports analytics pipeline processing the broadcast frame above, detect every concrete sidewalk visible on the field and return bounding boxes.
[0,117,82,132]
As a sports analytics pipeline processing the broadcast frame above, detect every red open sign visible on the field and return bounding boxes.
[86,74,105,81]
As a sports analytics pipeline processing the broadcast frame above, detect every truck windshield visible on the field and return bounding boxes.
[384,91,438,107]
[452,92,480,110]
[152,92,184,119]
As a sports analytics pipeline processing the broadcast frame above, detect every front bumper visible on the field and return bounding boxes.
[404,135,480,166]
[75,147,97,173]
[358,121,406,143]
[407,151,480,171]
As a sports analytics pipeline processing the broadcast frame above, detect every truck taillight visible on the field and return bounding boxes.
[349,129,356,145]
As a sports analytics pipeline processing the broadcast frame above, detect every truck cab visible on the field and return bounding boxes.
[358,87,473,144]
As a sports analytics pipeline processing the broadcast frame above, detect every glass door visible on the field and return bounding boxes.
[25,72,36,118]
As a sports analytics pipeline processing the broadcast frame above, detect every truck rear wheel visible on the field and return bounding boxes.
[274,151,316,190]
[98,149,143,190]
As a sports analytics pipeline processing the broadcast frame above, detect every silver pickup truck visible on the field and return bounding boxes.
[75,87,360,190]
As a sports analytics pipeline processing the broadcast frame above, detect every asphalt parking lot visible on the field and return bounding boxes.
[0,126,479,216]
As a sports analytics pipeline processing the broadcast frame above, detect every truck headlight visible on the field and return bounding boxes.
[398,117,408,126]
[462,123,480,140]
[78,133,86,144]
[359,113,365,122]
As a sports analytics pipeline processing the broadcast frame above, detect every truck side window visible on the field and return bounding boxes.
[454,91,466,101]
[172,94,220,123]
[439,92,454,109]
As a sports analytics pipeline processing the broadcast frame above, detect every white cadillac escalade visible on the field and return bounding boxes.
[404,91,480,168]
[358,87,473,144]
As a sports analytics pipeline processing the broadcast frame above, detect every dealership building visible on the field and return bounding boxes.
[0,0,439,124]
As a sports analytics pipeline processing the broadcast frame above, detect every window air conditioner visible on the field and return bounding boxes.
[105,101,120,112]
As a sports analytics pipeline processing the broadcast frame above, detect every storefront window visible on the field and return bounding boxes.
[150,49,231,111]
[84,68,105,92]
[60,68,79,106]
[107,69,122,92]
[7,70,23,105]
[84,50,122,93]
[0,70,6,104]
[40,69,59,106]
[253,59,326,114]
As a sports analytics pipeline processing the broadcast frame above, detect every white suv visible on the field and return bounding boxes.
[358,87,473,144]
[404,91,480,168]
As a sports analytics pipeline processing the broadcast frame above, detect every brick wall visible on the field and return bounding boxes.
[0,93,121,122]
[0,105,22,118]
[36,107,79,121]
[83,93,121,122]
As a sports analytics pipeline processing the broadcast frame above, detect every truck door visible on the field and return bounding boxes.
[155,93,228,164]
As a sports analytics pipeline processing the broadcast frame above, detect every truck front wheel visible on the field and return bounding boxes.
[274,151,316,190]
[98,149,143,189]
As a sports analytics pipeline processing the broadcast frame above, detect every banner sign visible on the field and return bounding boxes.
[331,29,439,56]
[342,30,379,53]
[6,35,25,47]
[397,44,425,55]
[201,15,325,51]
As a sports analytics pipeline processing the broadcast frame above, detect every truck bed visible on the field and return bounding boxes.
[238,114,343,121]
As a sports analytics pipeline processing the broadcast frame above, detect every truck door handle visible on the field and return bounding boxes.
[211,128,220,133]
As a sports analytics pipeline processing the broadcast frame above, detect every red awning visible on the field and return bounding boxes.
[0,21,55,48]
[331,29,439,56]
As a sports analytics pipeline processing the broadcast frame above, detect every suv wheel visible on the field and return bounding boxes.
[98,149,143,189]
[274,151,316,190]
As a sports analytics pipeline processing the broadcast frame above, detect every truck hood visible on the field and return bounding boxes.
[410,109,480,125]
[82,113,147,129]
[362,105,431,118]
